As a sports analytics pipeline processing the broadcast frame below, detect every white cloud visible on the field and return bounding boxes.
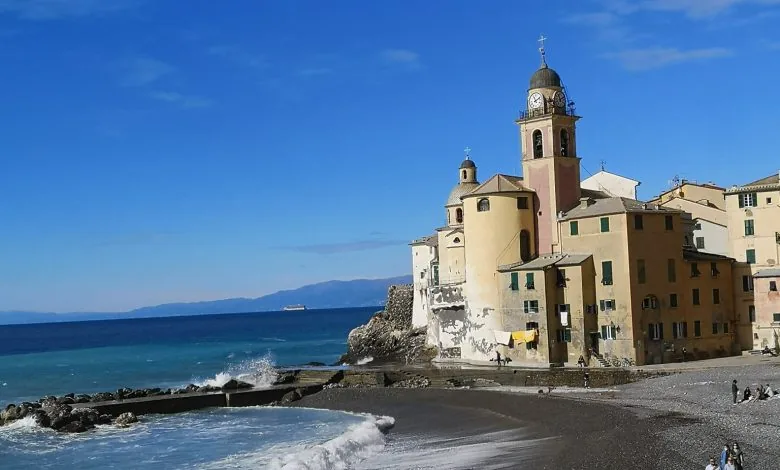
[602,46,733,70]
[0,0,138,20]
[379,48,421,68]
[119,57,174,87]
[149,91,213,109]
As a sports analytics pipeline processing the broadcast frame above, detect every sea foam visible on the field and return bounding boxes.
[194,353,278,388]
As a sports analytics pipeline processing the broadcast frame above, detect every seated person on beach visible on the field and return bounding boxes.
[577,355,586,367]
[761,345,776,356]
[765,384,775,397]
[743,386,752,402]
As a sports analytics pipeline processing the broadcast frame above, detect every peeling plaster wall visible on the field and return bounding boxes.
[411,244,435,328]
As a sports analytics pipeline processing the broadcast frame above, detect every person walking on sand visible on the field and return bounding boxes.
[731,380,739,404]
[720,444,729,468]
[705,456,720,470]
[730,442,744,470]
[495,350,502,367]
[723,456,736,470]
[584,372,590,389]
[682,346,687,362]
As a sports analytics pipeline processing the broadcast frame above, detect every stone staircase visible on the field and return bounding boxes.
[590,352,612,367]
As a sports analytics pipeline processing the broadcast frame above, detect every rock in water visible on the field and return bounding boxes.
[114,412,138,427]
[221,379,253,391]
[339,284,435,365]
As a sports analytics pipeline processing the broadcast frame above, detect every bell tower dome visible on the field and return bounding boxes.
[517,35,582,254]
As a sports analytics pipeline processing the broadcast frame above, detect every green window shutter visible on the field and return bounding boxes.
[672,322,678,339]
[682,322,688,338]
[600,325,607,339]
[658,322,664,340]
[510,272,519,291]
[694,321,701,337]
[692,288,700,305]
[746,249,756,264]
[745,220,754,236]
[602,261,613,285]
[564,329,571,342]
[610,326,617,338]
[526,272,534,289]
[599,300,605,311]
[600,217,610,232]
[570,221,579,236]
[739,195,744,208]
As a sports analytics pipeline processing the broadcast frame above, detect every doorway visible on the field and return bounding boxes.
[589,332,600,355]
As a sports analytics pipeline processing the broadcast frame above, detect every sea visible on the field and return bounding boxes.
[0,307,402,469]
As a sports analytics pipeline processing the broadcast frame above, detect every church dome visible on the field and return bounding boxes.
[446,182,479,206]
[459,158,476,169]
[529,65,561,89]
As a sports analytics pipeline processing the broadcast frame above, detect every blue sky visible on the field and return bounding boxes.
[1,0,779,312]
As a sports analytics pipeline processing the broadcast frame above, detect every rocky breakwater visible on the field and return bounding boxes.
[0,380,256,433]
[339,284,435,365]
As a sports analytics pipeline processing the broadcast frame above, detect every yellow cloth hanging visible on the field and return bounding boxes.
[511,330,538,343]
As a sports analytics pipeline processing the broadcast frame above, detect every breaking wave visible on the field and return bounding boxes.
[193,353,278,388]
[355,356,374,366]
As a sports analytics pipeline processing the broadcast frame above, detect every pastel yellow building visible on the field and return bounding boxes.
[410,42,740,366]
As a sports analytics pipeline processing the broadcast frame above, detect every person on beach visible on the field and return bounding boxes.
[731,380,739,404]
[705,456,720,470]
[743,386,751,402]
[495,351,502,367]
[730,442,744,470]
[577,355,586,367]
[720,444,729,468]
[723,456,736,470]
[682,347,687,362]
[583,372,590,389]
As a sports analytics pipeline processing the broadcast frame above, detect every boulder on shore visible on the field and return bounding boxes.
[115,412,138,427]
[338,284,435,365]
[220,379,253,391]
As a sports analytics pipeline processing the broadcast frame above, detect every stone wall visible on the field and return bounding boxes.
[384,284,414,329]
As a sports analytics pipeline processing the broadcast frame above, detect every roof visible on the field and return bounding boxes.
[446,182,480,206]
[581,170,640,185]
[462,174,530,198]
[459,159,476,169]
[561,197,679,221]
[754,269,780,278]
[726,172,780,194]
[580,188,611,199]
[682,249,734,263]
[498,253,592,272]
[410,235,437,247]
[529,64,561,89]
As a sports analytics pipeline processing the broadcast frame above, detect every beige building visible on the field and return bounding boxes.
[410,44,740,366]
[581,169,640,200]
[724,173,780,350]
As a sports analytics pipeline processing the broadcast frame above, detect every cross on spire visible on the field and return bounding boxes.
[464,146,471,159]
[600,160,606,171]
[538,34,547,66]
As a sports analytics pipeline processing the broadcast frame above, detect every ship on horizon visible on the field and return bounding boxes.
[282,304,307,311]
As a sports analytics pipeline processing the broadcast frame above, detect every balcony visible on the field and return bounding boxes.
[516,105,578,122]
[429,282,465,310]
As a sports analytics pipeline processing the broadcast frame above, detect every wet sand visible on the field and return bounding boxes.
[293,387,688,469]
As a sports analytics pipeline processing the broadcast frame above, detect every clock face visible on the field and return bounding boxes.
[553,91,566,108]
[528,92,543,109]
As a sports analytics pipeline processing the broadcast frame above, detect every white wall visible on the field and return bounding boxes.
[692,219,729,256]
[581,171,639,200]
[411,244,435,328]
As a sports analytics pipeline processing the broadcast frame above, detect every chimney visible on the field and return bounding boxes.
[579,197,595,209]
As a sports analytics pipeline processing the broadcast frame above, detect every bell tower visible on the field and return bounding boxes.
[517,35,581,255]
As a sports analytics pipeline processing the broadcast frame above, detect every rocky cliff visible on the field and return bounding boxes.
[338,284,435,365]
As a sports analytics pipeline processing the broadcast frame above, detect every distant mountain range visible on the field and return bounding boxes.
[0,275,413,325]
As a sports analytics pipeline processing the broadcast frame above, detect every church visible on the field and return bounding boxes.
[409,40,739,367]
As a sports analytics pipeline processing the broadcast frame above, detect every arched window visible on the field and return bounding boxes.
[456,208,463,223]
[477,198,490,212]
[520,230,531,261]
[532,130,543,158]
[560,129,569,157]
[462,170,467,180]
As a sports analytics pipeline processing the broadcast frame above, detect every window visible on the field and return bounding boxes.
[668,259,676,282]
[525,322,539,350]
[665,215,674,230]
[710,262,719,278]
[712,323,719,335]
[453,237,461,243]
[712,288,720,304]
[767,197,773,204]
[670,293,678,308]
[745,219,755,236]
[746,249,756,264]
[672,322,688,338]
[694,321,701,337]
[723,322,729,334]
[690,263,701,278]
[517,196,529,209]
[641,296,658,309]
[556,328,572,342]
[771,281,778,292]
[739,192,757,208]
[600,217,610,233]
[570,221,579,236]
[773,313,780,323]
[648,323,663,341]
[456,208,463,224]
[462,170,467,180]
[599,299,616,311]
[525,272,535,289]
[695,237,705,249]
[694,223,702,230]
[601,261,613,285]
[634,214,644,230]
[742,275,754,292]
[692,288,700,305]
[510,272,519,291]
[520,230,531,261]
[432,265,439,286]
[749,305,756,322]
[532,129,543,158]
[560,129,570,157]
[556,269,566,288]
[523,300,539,314]
[601,325,617,340]
[477,198,490,212]
[637,259,646,284]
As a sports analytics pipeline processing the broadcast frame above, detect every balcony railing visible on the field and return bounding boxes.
[517,105,577,122]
